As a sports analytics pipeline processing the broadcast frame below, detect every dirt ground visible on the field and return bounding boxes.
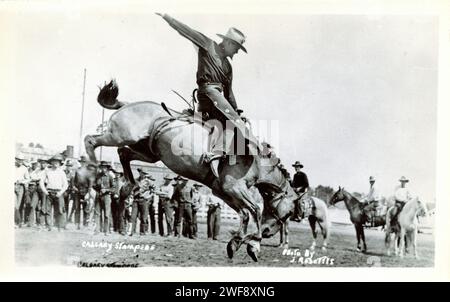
[15,219,434,267]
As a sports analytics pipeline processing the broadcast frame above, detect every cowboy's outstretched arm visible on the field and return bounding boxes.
[157,13,211,49]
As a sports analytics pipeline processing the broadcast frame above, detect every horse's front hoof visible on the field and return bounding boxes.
[247,243,259,262]
[226,240,236,259]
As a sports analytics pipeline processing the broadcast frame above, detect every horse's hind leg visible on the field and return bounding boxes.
[117,146,151,184]
[308,216,317,250]
[84,132,123,162]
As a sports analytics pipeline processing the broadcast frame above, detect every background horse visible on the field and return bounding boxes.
[329,187,385,252]
[84,80,296,261]
[385,197,428,258]
[273,197,330,251]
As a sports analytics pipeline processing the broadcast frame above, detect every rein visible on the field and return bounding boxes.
[265,181,294,225]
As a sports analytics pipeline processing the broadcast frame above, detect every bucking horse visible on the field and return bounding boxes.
[84,80,298,261]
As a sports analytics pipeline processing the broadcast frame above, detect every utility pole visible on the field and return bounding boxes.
[99,108,105,160]
[78,68,87,157]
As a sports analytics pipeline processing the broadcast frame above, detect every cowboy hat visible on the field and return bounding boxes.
[163,174,173,180]
[65,160,73,167]
[49,154,64,163]
[399,176,409,183]
[369,176,376,182]
[78,155,88,162]
[217,27,247,53]
[193,183,202,188]
[37,158,49,163]
[178,176,188,182]
[292,161,304,168]
[144,174,155,181]
[15,155,25,161]
[86,162,98,169]
[99,160,111,167]
[113,166,124,174]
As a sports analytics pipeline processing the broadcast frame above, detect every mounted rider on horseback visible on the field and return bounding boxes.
[390,176,411,226]
[158,13,258,178]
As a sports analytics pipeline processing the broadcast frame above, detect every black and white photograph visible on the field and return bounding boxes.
[2,0,450,278]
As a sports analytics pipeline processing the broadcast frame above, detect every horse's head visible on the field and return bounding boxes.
[329,186,346,206]
[260,185,297,238]
[413,197,428,217]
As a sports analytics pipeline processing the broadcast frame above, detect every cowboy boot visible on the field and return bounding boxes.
[203,127,233,178]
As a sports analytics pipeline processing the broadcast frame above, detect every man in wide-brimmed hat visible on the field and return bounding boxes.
[93,160,115,235]
[391,176,412,225]
[361,176,382,225]
[39,154,68,231]
[62,160,76,225]
[15,154,30,227]
[142,172,157,234]
[290,161,310,222]
[157,13,258,178]
[72,157,96,230]
[190,184,203,238]
[171,176,195,238]
[155,174,175,236]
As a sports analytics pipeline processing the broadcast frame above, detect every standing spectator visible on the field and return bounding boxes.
[63,160,75,226]
[173,177,194,239]
[93,161,114,235]
[155,175,174,237]
[72,157,96,229]
[118,181,134,235]
[15,155,30,227]
[39,155,68,231]
[206,191,223,240]
[30,158,49,227]
[191,184,203,239]
[24,180,40,227]
[111,167,126,233]
[145,174,157,234]
[130,176,152,236]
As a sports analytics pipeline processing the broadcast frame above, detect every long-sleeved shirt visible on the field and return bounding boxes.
[366,184,380,202]
[394,186,411,202]
[15,165,30,184]
[29,167,47,182]
[172,184,193,204]
[40,168,68,192]
[157,184,174,199]
[291,172,309,192]
[162,14,237,110]
[205,195,224,209]
[94,172,114,195]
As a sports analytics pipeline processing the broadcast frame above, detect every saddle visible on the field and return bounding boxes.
[300,195,315,218]
[389,200,406,227]
[156,102,262,159]
[363,201,387,227]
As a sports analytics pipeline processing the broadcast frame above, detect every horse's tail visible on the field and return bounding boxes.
[97,79,127,110]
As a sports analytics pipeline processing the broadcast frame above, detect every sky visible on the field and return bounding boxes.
[11,11,438,201]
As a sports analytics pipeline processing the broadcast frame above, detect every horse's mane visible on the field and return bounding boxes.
[341,189,365,206]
